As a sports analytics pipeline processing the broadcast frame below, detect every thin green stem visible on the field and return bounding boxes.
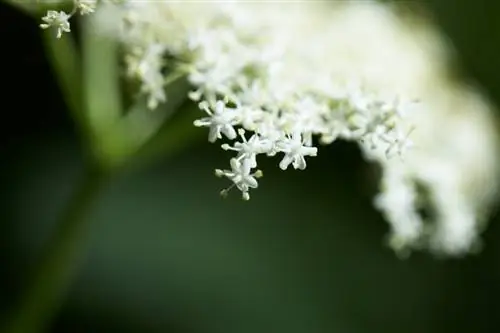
[43,30,84,130]
[82,16,122,133]
[3,169,108,333]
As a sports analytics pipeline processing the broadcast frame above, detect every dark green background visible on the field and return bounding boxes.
[2,1,500,332]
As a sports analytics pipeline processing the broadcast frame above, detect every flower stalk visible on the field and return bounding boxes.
[3,169,108,333]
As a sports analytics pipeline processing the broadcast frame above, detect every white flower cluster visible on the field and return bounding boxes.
[93,1,500,256]
[40,0,97,38]
[112,2,417,200]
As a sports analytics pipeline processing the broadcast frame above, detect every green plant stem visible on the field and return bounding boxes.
[4,169,108,333]
[0,5,108,333]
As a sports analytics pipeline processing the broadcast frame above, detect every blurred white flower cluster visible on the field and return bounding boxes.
[52,0,500,256]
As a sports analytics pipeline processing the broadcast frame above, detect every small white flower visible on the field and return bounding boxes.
[277,132,318,170]
[319,108,351,144]
[234,104,265,131]
[350,111,388,139]
[188,66,234,98]
[381,128,414,159]
[359,123,389,151]
[381,96,419,118]
[288,96,326,146]
[221,129,272,168]
[128,44,167,110]
[215,158,262,200]
[346,83,373,113]
[77,0,97,15]
[40,10,71,38]
[194,100,239,142]
[233,80,269,108]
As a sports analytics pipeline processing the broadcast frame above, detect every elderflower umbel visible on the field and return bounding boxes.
[89,1,499,256]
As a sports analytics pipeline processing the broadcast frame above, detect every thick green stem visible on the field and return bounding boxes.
[3,169,108,333]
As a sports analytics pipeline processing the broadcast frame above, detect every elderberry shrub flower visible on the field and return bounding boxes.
[39,0,97,38]
[48,1,500,256]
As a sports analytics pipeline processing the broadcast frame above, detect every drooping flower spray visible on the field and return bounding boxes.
[39,0,500,256]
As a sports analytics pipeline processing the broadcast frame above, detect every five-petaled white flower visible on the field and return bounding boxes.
[40,10,71,38]
[277,132,318,170]
[194,100,239,143]
[381,128,415,159]
[221,129,272,168]
[215,158,262,201]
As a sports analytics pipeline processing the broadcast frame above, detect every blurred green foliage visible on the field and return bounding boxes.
[424,0,500,106]
[4,129,453,333]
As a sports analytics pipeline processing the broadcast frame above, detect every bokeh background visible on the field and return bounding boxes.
[2,1,500,332]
